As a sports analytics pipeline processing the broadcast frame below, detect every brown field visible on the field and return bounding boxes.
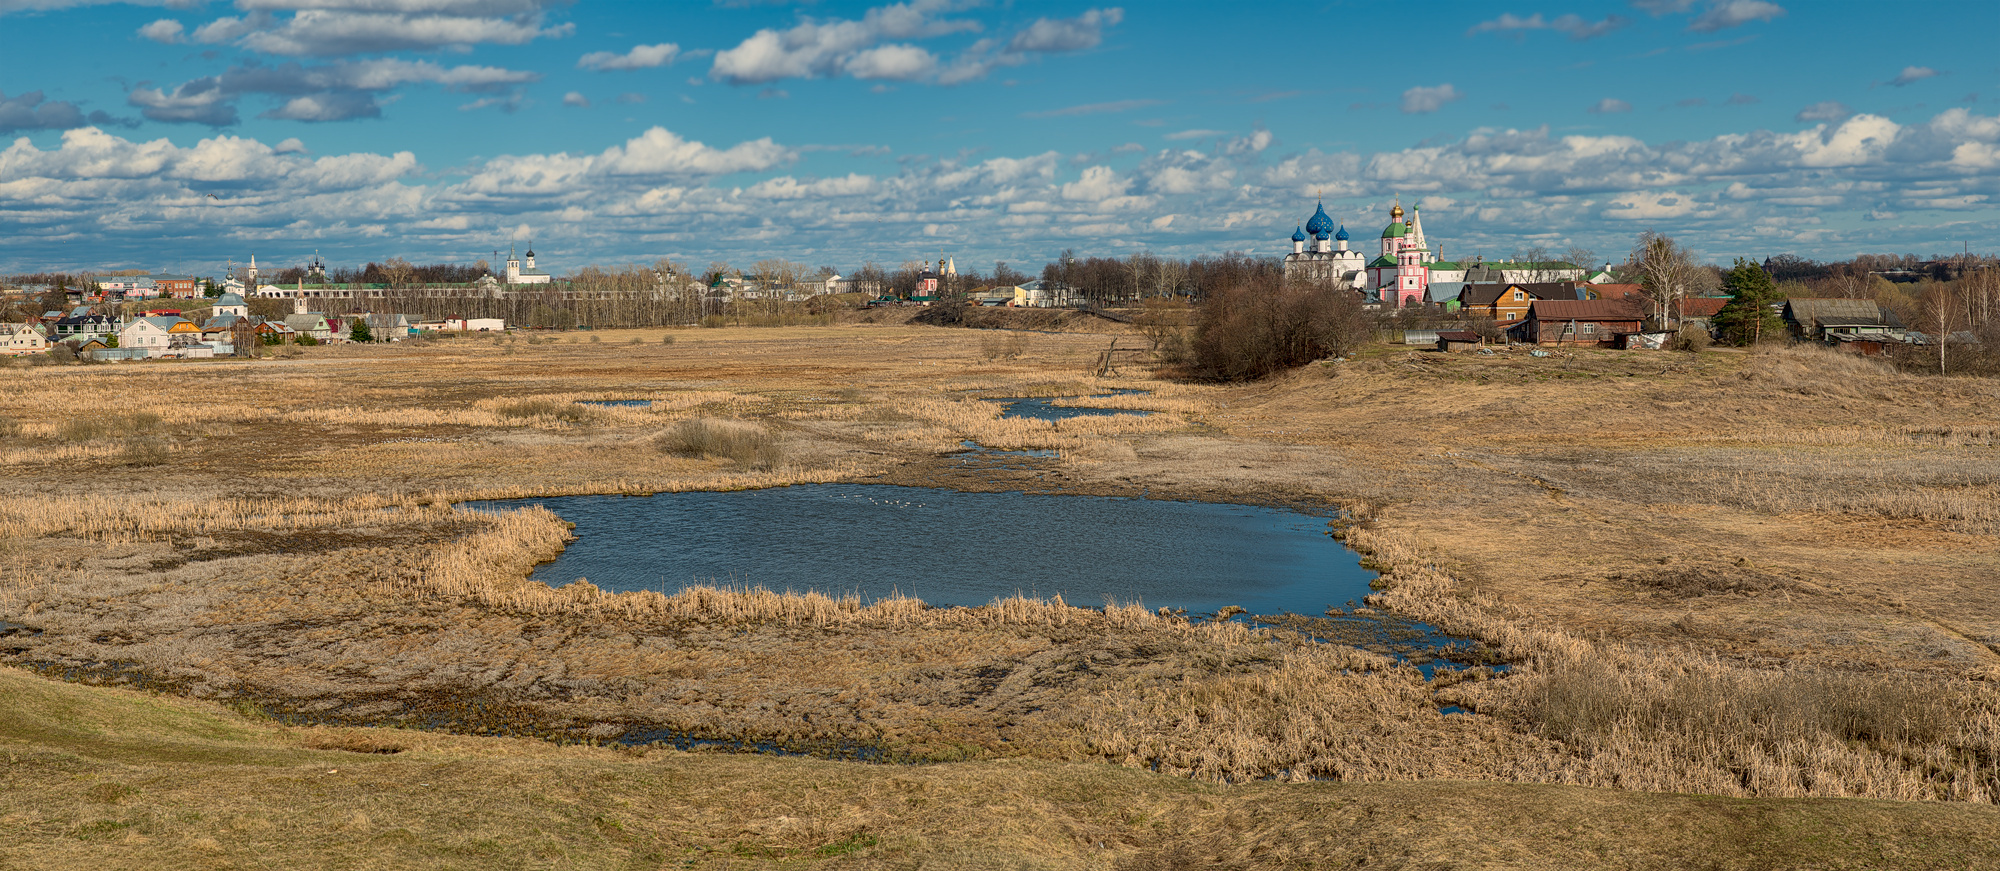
[3,321,1999,867]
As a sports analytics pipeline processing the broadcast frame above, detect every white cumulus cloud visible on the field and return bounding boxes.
[578,43,680,72]
[137,18,185,43]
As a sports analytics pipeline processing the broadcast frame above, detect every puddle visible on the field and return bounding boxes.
[988,389,1152,421]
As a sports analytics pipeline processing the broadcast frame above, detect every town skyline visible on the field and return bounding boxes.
[2,0,1997,275]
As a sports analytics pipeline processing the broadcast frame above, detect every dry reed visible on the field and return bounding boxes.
[653,418,784,468]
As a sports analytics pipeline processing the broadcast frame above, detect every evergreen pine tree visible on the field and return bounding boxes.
[1714,257,1784,345]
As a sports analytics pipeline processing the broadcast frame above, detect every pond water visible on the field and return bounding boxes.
[471,484,1374,619]
[988,389,1150,421]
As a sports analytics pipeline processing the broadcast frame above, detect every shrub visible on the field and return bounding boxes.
[1672,323,1711,353]
[0,416,19,440]
[979,331,1028,360]
[654,418,783,469]
[660,334,677,345]
[1187,277,1370,381]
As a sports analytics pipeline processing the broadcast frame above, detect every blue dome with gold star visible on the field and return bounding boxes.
[1291,226,1306,243]
[1304,203,1333,236]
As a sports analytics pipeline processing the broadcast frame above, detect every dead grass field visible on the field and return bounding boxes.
[4,323,2000,866]
[7,664,2000,870]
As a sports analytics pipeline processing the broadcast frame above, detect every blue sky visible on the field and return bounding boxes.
[1,0,1996,277]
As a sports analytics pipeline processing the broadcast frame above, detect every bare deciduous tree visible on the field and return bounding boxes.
[1629,230,1701,328]
[1920,282,1965,375]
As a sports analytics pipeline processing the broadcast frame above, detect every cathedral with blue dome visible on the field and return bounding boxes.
[1284,198,1471,307]
[1281,201,1368,291]
[1284,199,1601,308]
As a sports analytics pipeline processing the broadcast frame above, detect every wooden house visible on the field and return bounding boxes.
[1521,298,1646,346]
[1458,282,1585,327]
[1782,298,1903,341]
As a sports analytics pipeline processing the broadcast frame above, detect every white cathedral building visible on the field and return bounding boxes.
[1282,202,1369,291]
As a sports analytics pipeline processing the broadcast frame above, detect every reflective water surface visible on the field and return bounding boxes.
[988,389,1150,421]
[472,484,1373,617]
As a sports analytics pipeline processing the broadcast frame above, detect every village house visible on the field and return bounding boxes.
[283,311,333,341]
[1458,282,1586,325]
[118,315,193,356]
[360,312,415,340]
[254,321,298,344]
[1519,298,1647,346]
[1674,297,1730,333]
[0,323,50,356]
[1783,298,1904,342]
[52,311,120,340]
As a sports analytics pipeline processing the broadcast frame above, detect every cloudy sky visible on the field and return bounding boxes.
[1,0,1996,277]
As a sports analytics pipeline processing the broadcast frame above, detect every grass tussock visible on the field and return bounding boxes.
[1346,526,2000,802]
[653,418,783,468]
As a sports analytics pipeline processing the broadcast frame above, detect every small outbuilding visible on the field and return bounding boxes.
[1435,330,1485,352]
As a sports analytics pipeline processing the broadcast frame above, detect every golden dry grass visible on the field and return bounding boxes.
[4,322,2000,865]
[9,665,2000,870]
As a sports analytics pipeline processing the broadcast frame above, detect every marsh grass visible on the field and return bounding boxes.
[979,331,1028,360]
[491,398,604,425]
[1345,527,2000,801]
[6,322,2000,813]
[653,418,783,468]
